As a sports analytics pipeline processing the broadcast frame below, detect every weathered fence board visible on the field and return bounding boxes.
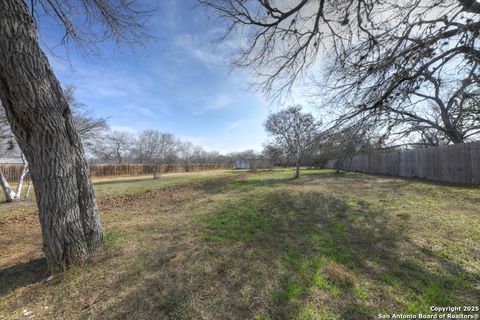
[327,141,480,185]
[0,163,232,183]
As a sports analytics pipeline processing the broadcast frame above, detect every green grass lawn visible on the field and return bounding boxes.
[0,169,479,319]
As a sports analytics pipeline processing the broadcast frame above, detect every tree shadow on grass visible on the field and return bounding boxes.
[331,169,480,190]
[73,188,479,319]
[251,191,479,319]
[0,257,48,298]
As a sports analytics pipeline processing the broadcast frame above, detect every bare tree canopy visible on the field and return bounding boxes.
[322,1,480,145]
[265,105,320,178]
[134,130,177,163]
[63,85,109,147]
[133,130,178,178]
[91,130,134,163]
[177,140,195,172]
[28,0,152,54]
[320,123,379,172]
[201,0,480,145]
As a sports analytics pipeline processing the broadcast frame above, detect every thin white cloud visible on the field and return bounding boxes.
[173,28,239,67]
[48,56,173,119]
[192,93,235,115]
[180,112,268,153]
[225,119,248,134]
[124,104,155,117]
[124,102,171,117]
[174,33,221,65]
[179,132,265,154]
[49,57,154,99]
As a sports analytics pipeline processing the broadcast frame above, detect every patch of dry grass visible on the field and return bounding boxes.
[324,262,357,287]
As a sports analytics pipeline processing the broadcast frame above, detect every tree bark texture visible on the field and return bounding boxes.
[0,0,103,271]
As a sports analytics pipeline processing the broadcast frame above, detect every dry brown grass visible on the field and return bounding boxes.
[0,169,479,320]
[324,261,357,287]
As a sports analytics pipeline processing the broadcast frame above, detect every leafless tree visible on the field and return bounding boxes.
[13,153,29,201]
[0,170,14,203]
[262,143,286,169]
[323,21,480,145]
[201,0,480,146]
[0,107,15,202]
[265,106,320,178]
[191,146,206,164]
[64,85,109,150]
[190,147,227,165]
[177,140,196,172]
[202,150,224,164]
[231,149,261,171]
[91,130,134,164]
[133,130,177,179]
[0,0,152,271]
[0,107,31,202]
[321,124,378,173]
[0,88,109,203]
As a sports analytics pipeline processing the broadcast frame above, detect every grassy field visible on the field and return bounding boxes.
[0,169,479,319]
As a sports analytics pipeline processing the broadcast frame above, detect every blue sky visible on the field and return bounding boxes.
[43,0,278,153]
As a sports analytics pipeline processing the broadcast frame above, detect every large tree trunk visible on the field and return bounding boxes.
[0,0,103,272]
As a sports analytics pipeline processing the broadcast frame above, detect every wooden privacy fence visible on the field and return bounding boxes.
[89,163,231,178]
[0,164,30,184]
[0,163,232,183]
[327,140,480,185]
